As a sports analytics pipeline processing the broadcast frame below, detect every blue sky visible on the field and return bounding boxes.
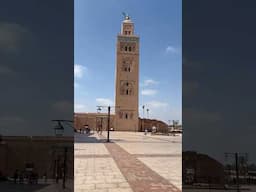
[75,0,181,124]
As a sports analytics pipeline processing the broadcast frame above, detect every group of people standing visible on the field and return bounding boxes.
[13,169,40,184]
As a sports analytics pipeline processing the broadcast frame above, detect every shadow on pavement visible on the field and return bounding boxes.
[74,133,104,143]
[0,182,48,192]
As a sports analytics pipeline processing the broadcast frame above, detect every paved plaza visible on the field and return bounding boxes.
[74,131,182,192]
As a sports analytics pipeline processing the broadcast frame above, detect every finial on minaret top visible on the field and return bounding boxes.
[121,12,134,35]
[122,12,130,20]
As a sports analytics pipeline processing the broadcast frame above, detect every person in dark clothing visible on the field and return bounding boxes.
[13,169,18,184]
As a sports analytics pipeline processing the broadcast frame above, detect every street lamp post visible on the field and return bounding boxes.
[52,120,73,189]
[225,152,248,192]
[96,105,119,142]
[96,106,111,142]
[54,121,64,136]
[62,147,67,189]
[146,108,149,119]
[142,105,145,118]
[107,106,110,142]
[142,105,145,131]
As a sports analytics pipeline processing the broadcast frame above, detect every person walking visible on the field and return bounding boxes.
[144,128,148,135]
[13,169,18,184]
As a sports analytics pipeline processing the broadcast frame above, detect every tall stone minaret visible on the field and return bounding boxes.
[115,14,139,131]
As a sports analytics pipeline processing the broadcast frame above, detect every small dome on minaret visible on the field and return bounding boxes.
[122,12,133,23]
[123,19,132,23]
[121,13,134,35]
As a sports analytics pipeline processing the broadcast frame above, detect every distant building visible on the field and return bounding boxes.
[183,151,225,185]
[74,112,168,133]
[0,136,73,180]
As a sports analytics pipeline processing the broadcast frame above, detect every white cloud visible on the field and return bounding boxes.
[0,65,15,75]
[146,101,168,108]
[74,64,86,78]
[139,101,181,124]
[0,116,25,126]
[74,82,79,88]
[183,80,199,96]
[0,22,29,53]
[52,101,73,112]
[96,98,113,106]
[74,104,87,112]
[142,79,159,87]
[166,45,178,54]
[141,89,157,96]
[183,108,221,123]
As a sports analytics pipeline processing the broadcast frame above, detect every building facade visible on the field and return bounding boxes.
[115,15,139,131]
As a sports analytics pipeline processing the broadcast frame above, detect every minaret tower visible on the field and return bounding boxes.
[115,14,139,131]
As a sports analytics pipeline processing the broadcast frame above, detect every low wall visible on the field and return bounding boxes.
[0,136,74,180]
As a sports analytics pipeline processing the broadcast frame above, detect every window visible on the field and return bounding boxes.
[129,47,132,52]
[128,67,130,72]
[126,82,129,86]
[125,113,128,119]
[125,46,127,51]
[126,89,129,95]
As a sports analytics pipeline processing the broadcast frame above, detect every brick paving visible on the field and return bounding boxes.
[104,142,181,192]
[74,132,181,192]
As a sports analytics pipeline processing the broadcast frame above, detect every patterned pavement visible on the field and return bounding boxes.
[74,131,181,192]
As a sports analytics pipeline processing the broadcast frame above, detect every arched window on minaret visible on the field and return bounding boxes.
[122,60,132,72]
[129,47,132,52]
[125,113,128,119]
[120,81,134,95]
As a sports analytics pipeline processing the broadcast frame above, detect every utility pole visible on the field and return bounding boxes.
[235,153,239,192]
[96,105,119,142]
[107,106,110,142]
[142,105,145,131]
[63,147,67,189]
[225,152,247,192]
[142,105,145,118]
[51,119,73,189]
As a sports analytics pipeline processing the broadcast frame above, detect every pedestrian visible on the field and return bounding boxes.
[19,171,24,184]
[43,172,47,183]
[13,169,18,184]
[144,128,148,135]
